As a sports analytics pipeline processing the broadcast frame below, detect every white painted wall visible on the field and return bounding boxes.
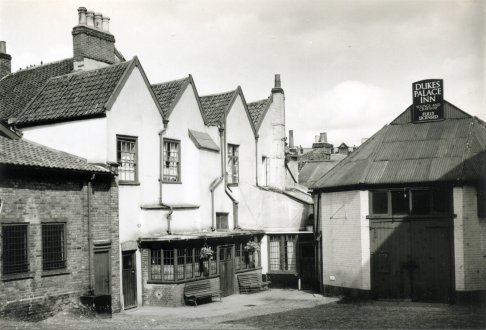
[22,117,108,163]
[320,190,370,290]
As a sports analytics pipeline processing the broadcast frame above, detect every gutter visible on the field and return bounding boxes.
[221,123,239,229]
[159,119,174,234]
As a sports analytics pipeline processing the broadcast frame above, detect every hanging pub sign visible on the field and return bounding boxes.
[412,79,444,122]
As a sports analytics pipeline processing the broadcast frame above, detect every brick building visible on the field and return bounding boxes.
[0,125,119,318]
[310,100,486,303]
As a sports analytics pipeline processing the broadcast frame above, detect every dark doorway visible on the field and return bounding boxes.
[299,242,317,290]
[122,251,137,309]
[219,245,235,297]
[94,250,111,295]
[370,217,453,302]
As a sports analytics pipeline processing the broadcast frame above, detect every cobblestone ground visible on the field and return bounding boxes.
[0,289,484,329]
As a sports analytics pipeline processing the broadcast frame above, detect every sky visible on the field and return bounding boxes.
[0,0,484,147]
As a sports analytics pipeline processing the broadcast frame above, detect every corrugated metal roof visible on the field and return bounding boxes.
[311,102,486,190]
[299,161,340,187]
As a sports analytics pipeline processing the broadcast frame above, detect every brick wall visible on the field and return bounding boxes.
[0,167,119,319]
[320,190,370,291]
[72,25,116,64]
[453,186,486,294]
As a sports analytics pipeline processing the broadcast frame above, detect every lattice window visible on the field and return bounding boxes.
[269,237,281,271]
[42,223,66,270]
[235,244,241,270]
[227,144,239,184]
[150,250,162,280]
[268,235,297,272]
[117,136,137,181]
[194,248,202,277]
[2,224,29,275]
[163,249,174,281]
[163,139,180,182]
[185,248,194,279]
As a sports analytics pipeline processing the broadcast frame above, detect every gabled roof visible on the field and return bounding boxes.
[0,58,74,123]
[151,75,206,122]
[199,87,257,136]
[0,135,108,173]
[11,57,164,127]
[310,101,486,190]
[200,89,237,126]
[248,97,271,131]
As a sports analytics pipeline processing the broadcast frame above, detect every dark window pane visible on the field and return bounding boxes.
[433,187,452,213]
[391,190,409,215]
[371,191,388,214]
[411,190,431,215]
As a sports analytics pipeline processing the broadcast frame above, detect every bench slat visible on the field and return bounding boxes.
[184,278,222,307]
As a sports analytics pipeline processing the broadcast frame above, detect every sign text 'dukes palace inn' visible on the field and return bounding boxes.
[412,79,444,122]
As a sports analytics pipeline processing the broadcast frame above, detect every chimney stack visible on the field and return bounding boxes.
[0,41,12,79]
[72,7,116,69]
[319,132,327,143]
[271,74,284,94]
[289,130,294,148]
[315,135,319,143]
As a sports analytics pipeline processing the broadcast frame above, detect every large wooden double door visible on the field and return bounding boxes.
[370,218,454,302]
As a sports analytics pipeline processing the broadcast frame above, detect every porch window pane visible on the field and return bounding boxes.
[150,250,162,280]
[163,249,174,281]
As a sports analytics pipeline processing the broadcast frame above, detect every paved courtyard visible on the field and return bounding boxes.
[0,289,484,329]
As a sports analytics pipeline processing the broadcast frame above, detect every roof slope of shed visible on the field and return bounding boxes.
[0,135,108,173]
[310,101,486,190]
[0,58,74,122]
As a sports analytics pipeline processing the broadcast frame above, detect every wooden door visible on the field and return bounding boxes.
[219,245,234,297]
[122,251,137,309]
[298,243,317,290]
[94,250,110,295]
[370,218,453,302]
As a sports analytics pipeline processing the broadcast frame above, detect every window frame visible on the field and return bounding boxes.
[234,241,261,273]
[267,234,297,274]
[41,222,67,271]
[2,223,29,276]
[162,138,182,184]
[216,213,229,231]
[227,144,239,186]
[116,135,139,184]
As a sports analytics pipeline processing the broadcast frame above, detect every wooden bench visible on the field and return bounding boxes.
[184,277,222,306]
[237,273,271,294]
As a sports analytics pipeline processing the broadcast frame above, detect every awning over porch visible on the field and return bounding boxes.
[139,229,265,244]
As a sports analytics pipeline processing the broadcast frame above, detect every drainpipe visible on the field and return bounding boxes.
[87,174,96,292]
[210,177,223,231]
[255,135,259,187]
[221,122,239,229]
[159,119,174,234]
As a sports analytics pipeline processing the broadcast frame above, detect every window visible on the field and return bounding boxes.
[268,235,297,273]
[216,213,229,230]
[234,242,260,272]
[227,144,239,185]
[117,136,137,182]
[2,224,29,275]
[42,223,66,271]
[150,247,212,283]
[370,187,453,216]
[163,139,181,182]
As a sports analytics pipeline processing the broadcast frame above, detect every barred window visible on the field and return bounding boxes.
[117,136,137,182]
[163,139,180,182]
[42,223,66,271]
[227,144,239,185]
[268,235,297,273]
[2,224,29,275]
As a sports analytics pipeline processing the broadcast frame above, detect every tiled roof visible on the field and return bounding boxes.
[14,61,131,126]
[151,77,189,118]
[0,58,74,122]
[188,129,220,152]
[0,135,108,173]
[247,97,270,129]
[199,90,236,126]
[310,102,486,190]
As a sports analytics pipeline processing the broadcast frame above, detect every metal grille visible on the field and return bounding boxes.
[42,223,66,270]
[2,224,29,275]
[163,140,180,182]
[117,136,137,181]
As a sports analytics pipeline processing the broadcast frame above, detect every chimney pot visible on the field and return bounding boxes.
[102,16,110,32]
[94,12,103,29]
[319,132,327,143]
[289,130,294,148]
[86,11,95,27]
[0,40,12,79]
[78,7,87,25]
[315,135,319,143]
[0,41,6,54]
[274,74,281,88]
